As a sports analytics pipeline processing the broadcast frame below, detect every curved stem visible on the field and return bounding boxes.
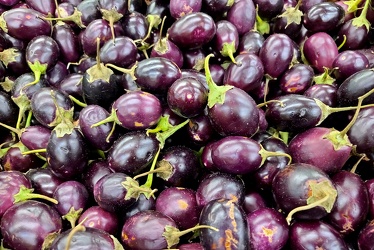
[69,95,87,108]
[25,110,33,128]
[22,148,47,155]
[286,194,329,225]
[105,62,138,80]
[257,100,284,108]
[64,224,86,250]
[259,145,292,167]
[350,154,366,173]
[142,146,161,189]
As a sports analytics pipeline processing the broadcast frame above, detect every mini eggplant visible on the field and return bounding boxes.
[78,206,119,235]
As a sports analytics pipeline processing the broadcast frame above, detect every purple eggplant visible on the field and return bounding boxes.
[78,206,119,235]
[247,208,289,250]
[272,163,337,224]
[81,160,113,194]
[289,220,348,249]
[227,0,256,36]
[243,191,267,214]
[168,12,216,49]
[1,200,62,250]
[170,0,202,19]
[199,198,248,250]
[26,168,63,198]
[333,50,369,83]
[279,63,314,94]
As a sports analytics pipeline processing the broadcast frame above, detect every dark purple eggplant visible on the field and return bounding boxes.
[53,181,89,228]
[80,19,112,57]
[243,191,267,214]
[50,226,121,250]
[196,172,245,209]
[1,200,62,250]
[332,50,369,83]
[247,208,289,250]
[170,0,202,19]
[93,172,136,213]
[303,32,339,73]
[156,187,199,230]
[2,142,43,172]
[238,30,264,55]
[81,160,113,194]
[187,113,217,146]
[213,20,239,64]
[99,36,137,68]
[199,198,248,250]
[45,61,69,88]
[223,53,264,92]
[210,136,291,175]
[26,168,64,198]
[57,73,83,98]
[168,12,216,49]
[52,22,81,64]
[0,47,29,75]
[0,8,51,41]
[78,205,119,235]
[272,163,337,224]
[279,63,314,94]
[303,2,345,33]
[289,220,348,249]
[122,193,156,221]
[227,0,256,36]
[26,0,55,16]
[327,170,369,235]
[167,76,207,118]
[254,0,284,20]
[304,84,338,107]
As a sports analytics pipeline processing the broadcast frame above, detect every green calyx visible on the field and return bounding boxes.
[0,48,19,67]
[277,1,303,28]
[324,129,352,151]
[0,14,7,33]
[86,64,114,83]
[13,185,59,204]
[313,67,336,85]
[204,54,233,108]
[351,0,371,32]
[220,41,237,64]
[255,5,270,35]
[62,207,83,228]
[0,77,14,92]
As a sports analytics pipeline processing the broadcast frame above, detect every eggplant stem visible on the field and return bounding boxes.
[350,154,366,173]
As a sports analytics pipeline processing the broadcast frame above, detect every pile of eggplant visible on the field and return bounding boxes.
[0,0,374,249]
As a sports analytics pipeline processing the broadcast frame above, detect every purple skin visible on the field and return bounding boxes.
[358,220,374,249]
[196,172,245,209]
[178,243,204,250]
[200,141,218,171]
[224,53,264,92]
[93,172,136,213]
[156,146,200,188]
[30,87,74,129]
[247,208,289,250]
[253,137,290,190]
[0,8,51,41]
[123,193,156,221]
[111,90,163,130]
[45,61,69,87]
[53,181,89,227]
[107,130,159,175]
[50,227,118,250]
[167,76,207,118]
[337,69,374,106]
[46,128,88,180]
[288,127,352,175]
[99,36,137,68]
[304,84,338,107]
[272,12,302,40]
[2,145,43,172]
[81,160,113,194]
[303,32,339,73]
[78,206,119,235]
[202,0,234,16]
[303,2,345,33]
[25,0,55,16]
[358,47,374,68]
[238,31,265,55]
[213,20,239,63]
[150,38,185,69]
[209,64,224,86]
[121,11,148,41]
[0,0,19,6]
[57,73,84,98]
[279,64,314,94]
[348,107,374,160]
[254,0,284,20]
[327,171,369,236]
[168,12,216,49]
[366,179,374,219]
[0,47,29,75]
[259,33,294,79]
[0,91,17,129]
[80,19,112,57]
[52,22,81,64]
[155,187,200,230]
[336,19,369,51]
[290,220,348,249]
[134,57,182,93]
[227,0,256,36]
[243,191,267,214]
[121,210,177,250]
[199,198,249,250]
[208,87,260,137]
[183,48,206,70]
[187,114,217,146]
[1,200,62,250]
[272,163,337,223]
[0,170,32,217]
[26,168,64,198]
[169,0,202,19]
[78,105,117,151]
[210,136,265,175]
[332,50,369,83]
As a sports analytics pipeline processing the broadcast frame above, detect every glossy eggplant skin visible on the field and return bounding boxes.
[289,220,348,250]
[168,12,216,49]
[199,198,249,250]
[0,8,51,41]
[46,129,88,180]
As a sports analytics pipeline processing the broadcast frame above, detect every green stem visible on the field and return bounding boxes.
[22,148,47,155]
[142,146,161,189]
[25,110,32,128]
[105,62,138,80]
[69,95,87,108]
